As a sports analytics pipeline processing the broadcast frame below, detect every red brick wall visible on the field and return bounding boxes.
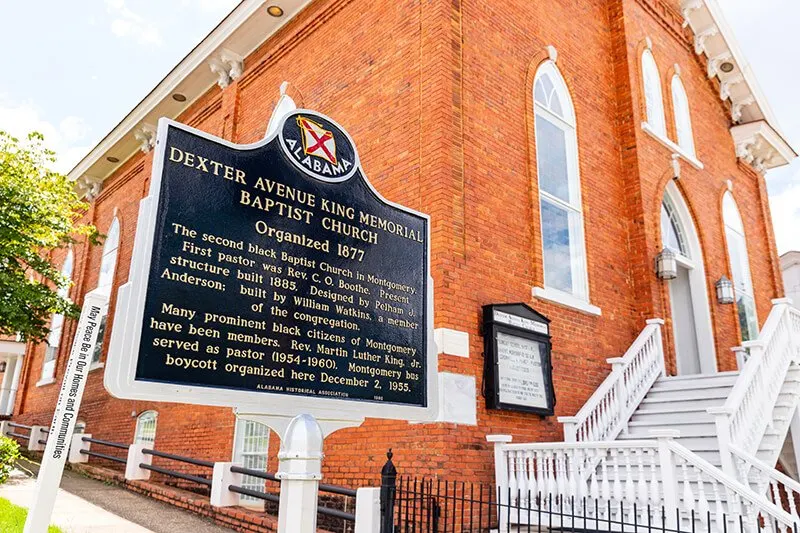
[12,0,786,491]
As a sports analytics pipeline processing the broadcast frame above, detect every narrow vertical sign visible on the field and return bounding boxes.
[24,290,108,533]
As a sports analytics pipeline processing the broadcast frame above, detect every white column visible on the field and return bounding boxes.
[6,355,23,416]
[354,487,381,533]
[276,414,324,533]
[0,356,14,415]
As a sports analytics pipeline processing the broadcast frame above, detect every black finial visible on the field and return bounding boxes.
[381,448,397,477]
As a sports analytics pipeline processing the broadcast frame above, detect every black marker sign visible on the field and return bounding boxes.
[123,110,430,409]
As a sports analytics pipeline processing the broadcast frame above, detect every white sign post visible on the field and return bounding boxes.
[24,289,108,533]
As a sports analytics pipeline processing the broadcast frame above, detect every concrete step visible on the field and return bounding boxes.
[625,420,716,438]
[643,386,733,403]
[637,397,727,411]
[649,372,739,391]
[629,406,714,425]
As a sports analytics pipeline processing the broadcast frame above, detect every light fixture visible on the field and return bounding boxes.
[267,5,283,16]
[655,247,677,280]
[719,62,735,73]
[0,361,6,373]
[172,93,187,102]
[716,276,735,304]
[106,156,120,163]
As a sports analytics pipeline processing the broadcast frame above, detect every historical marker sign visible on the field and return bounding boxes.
[106,110,436,421]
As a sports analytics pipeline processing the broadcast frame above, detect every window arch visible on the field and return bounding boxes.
[642,50,666,135]
[533,61,589,301]
[92,217,120,364]
[671,75,695,155]
[134,411,158,446]
[41,250,74,382]
[661,195,690,258]
[97,218,120,291]
[722,192,758,341]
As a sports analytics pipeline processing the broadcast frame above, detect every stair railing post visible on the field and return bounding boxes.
[646,319,666,377]
[487,435,513,532]
[379,449,397,533]
[651,429,680,528]
[708,407,737,479]
[607,357,627,436]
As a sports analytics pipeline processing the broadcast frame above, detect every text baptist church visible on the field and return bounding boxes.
[4,0,799,528]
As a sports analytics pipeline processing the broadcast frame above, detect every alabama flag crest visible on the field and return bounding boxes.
[297,116,337,165]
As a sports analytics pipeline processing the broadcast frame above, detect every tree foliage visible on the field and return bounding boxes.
[0,131,98,342]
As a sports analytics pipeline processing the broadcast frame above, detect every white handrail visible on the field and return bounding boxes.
[488,434,798,531]
[730,444,800,519]
[558,319,664,442]
[710,300,798,473]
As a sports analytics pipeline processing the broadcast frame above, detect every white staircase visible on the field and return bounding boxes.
[490,299,800,532]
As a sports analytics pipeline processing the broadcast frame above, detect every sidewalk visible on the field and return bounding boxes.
[0,458,236,533]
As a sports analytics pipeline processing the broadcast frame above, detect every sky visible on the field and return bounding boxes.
[0,1,797,254]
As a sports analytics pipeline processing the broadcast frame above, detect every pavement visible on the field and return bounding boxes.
[0,457,236,533]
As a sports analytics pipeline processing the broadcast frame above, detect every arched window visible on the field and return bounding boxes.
[41,250,74,382]
[661,196,689,258]
[92,218,120,364]
[533,61,589,301]
[134,411,158,446]
[97,218,120,292]
[723,193,758,341]
[671,75,695,155]
[642,50,666,136]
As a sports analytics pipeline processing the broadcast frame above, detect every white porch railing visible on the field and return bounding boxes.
[731,445,800,521]
[558,319,665,442]
[710,300,800,476]
[488,434,798,532]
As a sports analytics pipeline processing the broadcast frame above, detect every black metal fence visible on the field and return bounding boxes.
[378,451,799,533]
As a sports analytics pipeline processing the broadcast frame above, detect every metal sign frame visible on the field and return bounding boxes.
[105,111,437,422]
[482,303,555,416]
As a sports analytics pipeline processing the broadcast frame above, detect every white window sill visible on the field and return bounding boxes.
[641,122,704,170]
[35,377,56,387]
[88,362,104,372]
[533,286,602,316]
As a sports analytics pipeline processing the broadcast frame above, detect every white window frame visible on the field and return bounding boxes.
[134,410,158,446]
[92,217,120,367]
[642,50,667,136]
[232,419,271,507]
[532,61,595,314]
[722,192,758,341]
[671,75,696,156]
[39,249,74,385]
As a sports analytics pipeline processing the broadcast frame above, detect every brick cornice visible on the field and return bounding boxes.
[634,0,693,50]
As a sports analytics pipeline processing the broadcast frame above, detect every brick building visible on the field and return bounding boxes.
[7,0,800,526]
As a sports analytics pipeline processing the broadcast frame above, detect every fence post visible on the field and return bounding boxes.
[487,435,512,533]
[67,433,89,464]
[28,426,46,452]
[355,487,381,533]
[210,462,242,507]
[275,414,323,533]
[0,421,8,439]
[125,443,151,481]
[379,449,397,533]
[652,429,680,528]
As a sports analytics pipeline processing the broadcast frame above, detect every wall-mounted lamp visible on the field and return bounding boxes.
[655,247,677,280]
[716,276,735,304]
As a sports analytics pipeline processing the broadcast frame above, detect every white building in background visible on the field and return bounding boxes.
[782,251,800,308]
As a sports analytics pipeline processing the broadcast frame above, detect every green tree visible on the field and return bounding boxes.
[0,131,98,342]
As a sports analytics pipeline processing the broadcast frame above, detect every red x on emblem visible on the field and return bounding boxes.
[297,117,337,165]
